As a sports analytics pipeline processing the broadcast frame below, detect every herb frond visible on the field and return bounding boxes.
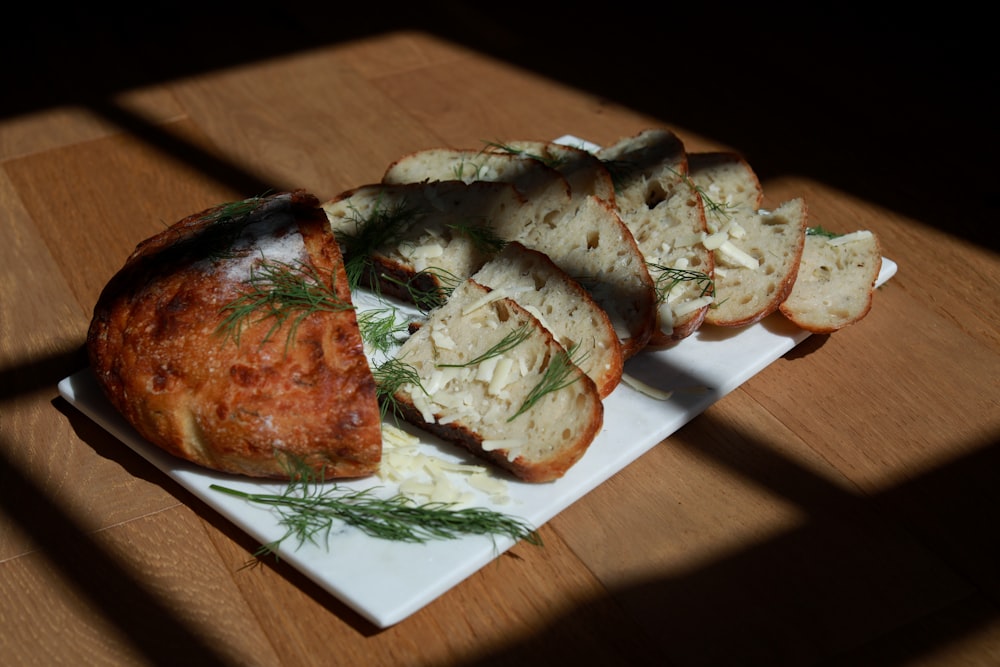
[483,141,565,170]
[356,307,408,355]
[598,158,634,194]
[217,258,352,351]
[807,226,839,238]
[508,343,584,422]
[436,323,532,369]
[648,262,715,303]
[445,221,507,254]
[372,357,426,421]
[334,198,425,291]
[209,466,540,557]
[382,267,464,312]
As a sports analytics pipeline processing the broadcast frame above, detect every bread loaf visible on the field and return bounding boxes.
[470,241,623,398]
[779,229,882,332]
[388,278,603,483]
[596,128,715,343]
[86,191,382,480]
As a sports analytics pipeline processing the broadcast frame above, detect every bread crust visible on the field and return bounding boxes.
[87,191,382,480]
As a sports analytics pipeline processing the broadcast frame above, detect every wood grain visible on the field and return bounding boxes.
[1,15,997,667]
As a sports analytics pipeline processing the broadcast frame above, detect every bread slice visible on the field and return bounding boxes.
[87,191,382,480]
[322,180,524,308]
[688,153,808,327]
[388,279,603,483]
[383,147,572,207]
[596,128,715,343]
[471,241,623,398]
[779,229,882,333]
[379,147,658,359]
[485,140,616,204]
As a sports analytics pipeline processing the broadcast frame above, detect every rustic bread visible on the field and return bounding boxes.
[378,148,658,359]
[596,128,715,343]
[687,152,808,327]
[86,191,382,480]
[470,241,623,398]
[388,278,603,483]
[779,229,882,332]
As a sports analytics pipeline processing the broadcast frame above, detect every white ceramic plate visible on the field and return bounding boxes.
[58,137,898,628]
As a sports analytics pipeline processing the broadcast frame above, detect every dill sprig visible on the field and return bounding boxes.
[648,262,715,303]
[436,323,532,368]
[509,343,583,422]
[334,199,425,291]
[217,258,352,350]
[210,475,541,558]
[446,221,507,254]
[382,267,464,312]
[483,141,565,170]
[356,307,408,355]
[807,225,839,238]
[372,357,426,421]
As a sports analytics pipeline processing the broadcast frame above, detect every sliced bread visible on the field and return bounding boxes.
[485,139,617,204]
[471,241,623,398]
[779,229,882,333]
[380,147,658,359]
[597,128,715,343]
[322,180,524,308]
[388,278,603,483]
[688,153,808,327]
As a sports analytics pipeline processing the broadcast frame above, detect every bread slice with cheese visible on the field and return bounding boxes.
[688,152,808,327]
[471,241,623,398]
[322,180,524,309]
[388,278,603,483]
[779,229,882,333]
[379,147,658,359]
[597,128,715,343]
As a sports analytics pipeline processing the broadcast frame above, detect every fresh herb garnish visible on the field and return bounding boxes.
[372,357,426,421]
[446,221,507,254]
[648,262,715,304]
[217,259,352,351]
[509,343,584,422]
[356,307,408,355]
[436,323,532,369]
[807,226,839,238]
[334,198,425,291]
[210,468,540,559]
[484,141,565,170]
[381,267,463,312]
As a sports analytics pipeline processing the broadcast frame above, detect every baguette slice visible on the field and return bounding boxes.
[597,128,715,343]
[471,241,623,398]
[380,147,657,358]
[779,230,882,333]
[389,279,603,483]
[688,153,808,327]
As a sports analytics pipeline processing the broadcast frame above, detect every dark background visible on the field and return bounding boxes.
[4,2,996,252]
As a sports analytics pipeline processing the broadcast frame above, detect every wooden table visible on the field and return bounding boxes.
[3,8,998,666]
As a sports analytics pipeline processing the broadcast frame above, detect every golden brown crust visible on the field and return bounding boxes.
[87,191,382,480]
